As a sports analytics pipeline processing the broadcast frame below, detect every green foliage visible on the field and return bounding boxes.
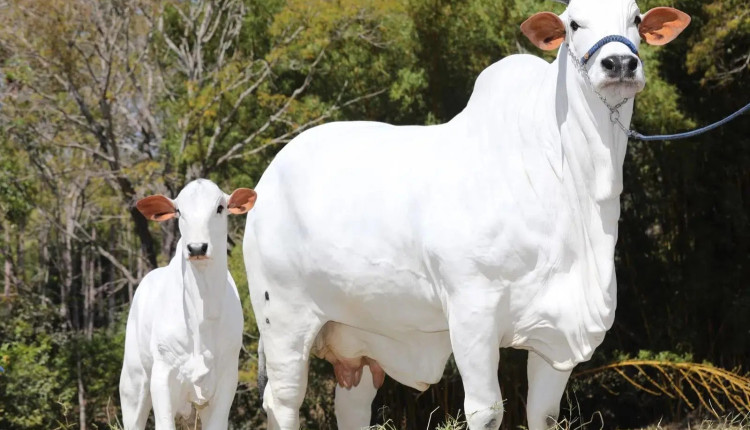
[686,0,750,87]
[0,0,748,428]
[0,307,75,428]
[408,0,523,121]
[632,47,695,134]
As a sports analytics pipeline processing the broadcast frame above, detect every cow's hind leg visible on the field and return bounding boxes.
[447,290,504,430]
[261,311,323,430]
[526,351,571,430]
[334,362,384,429]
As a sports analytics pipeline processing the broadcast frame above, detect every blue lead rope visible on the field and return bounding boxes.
[579,35,749,141]
[629,101,750,141]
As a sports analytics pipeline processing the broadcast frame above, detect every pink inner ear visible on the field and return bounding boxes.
[640,7,691,46]
[136,195,176,222]
[521,12,566,51]
[228,188,257,214]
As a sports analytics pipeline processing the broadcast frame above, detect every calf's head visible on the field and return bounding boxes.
[521,0,690,100]
[136,179,256,263]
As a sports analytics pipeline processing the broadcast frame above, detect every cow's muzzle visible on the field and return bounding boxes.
[601,55,639,80]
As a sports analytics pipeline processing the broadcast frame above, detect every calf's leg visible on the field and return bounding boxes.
[199,356,240,430]
[119,363,152,430]
[526,351,571,430]
[150,360,179,430]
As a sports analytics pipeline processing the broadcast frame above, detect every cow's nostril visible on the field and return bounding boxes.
[188,243,208,256]
[626,56,638,72]
[601,57,616,71]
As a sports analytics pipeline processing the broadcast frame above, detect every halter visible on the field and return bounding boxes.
[566,38,636,134]
[569,36,750,141]
[579,34,640,65]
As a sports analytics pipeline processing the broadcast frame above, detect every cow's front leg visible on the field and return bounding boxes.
[526,351,571,430]
[447,290,503,430]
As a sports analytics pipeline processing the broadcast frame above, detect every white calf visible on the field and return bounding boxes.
[119,179,256,430]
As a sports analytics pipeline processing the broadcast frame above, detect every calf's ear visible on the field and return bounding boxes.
[227,188,257,215]
[136,195,177,222]
[521,12,566,51]
[640,7,691,46]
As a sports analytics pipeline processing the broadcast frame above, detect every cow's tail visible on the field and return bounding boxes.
[257,336,268,404]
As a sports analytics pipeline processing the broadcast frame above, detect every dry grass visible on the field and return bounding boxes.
[367,409,467,430]
[365,393,750,430]
[574,359,750,419]
[637,412,750,430]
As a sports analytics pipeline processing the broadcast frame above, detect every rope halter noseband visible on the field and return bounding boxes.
[579,35,640,66]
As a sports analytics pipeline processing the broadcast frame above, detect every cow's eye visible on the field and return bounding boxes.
[570,21,580,31]
[634,16,642,25]
[217,205,224,214]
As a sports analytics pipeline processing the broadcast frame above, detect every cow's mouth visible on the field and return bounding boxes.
[600,77,640,88]
[599,76,645,90]
[188,256,210,261]
[597,78,644,98]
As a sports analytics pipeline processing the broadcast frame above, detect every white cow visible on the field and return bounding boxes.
[120,179,256,430]
[242,1,690,429]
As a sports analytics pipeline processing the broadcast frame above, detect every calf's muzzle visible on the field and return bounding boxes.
[187,243,209,257]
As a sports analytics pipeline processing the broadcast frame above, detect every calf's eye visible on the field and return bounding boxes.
[570,21,580,31]
[634,16,641,25]
[217,205,224,214]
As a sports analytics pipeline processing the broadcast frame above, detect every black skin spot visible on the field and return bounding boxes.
[265,291,269,301]
[265,318,270,324]
[485,418,497,429]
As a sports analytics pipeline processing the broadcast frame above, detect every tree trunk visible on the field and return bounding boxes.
[88,228,95,338]
[108,225,116,327]
[129,203,158,270]
[15,221,24,285]
[126,221,135,302]
[61,217,72,326]
[77,349,87,430]
[3,226,11,299]
[40,225,49,304]
[82,229,96,339]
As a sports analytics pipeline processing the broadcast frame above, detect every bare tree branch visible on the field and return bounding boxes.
[214,47,328,167]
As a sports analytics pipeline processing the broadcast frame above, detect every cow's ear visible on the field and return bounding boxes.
[639,7,690,46]
[521,12,566,51]
[136,195,177,222]
[227,188,257,215]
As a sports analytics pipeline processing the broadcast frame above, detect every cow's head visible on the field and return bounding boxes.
[136,179,257,263]
[521,0,690,100]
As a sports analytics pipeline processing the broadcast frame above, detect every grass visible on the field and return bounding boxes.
[638,412,750,430]
[367,400,750,430]
[99,410,750,430]
[368,409,467,430]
